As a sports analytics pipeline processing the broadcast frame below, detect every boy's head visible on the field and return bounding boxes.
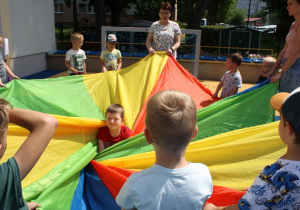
[270,87,300,143]
[105,104,125,130]
[0,99,11,158]
[70,32,84,50]
[145,90,197,153]
[261,57,276,75]
[226,53,242,70]
[106,34,117,51]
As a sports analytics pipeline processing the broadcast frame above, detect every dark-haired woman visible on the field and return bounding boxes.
[146,1,181,58]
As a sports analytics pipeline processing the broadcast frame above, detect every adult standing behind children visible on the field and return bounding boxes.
[116,90,213,210]
[270,0,300,93]
[97,104,131,153]
[65,32,87,76]
[0,35,20,88]
[205,87,300,210]
[213,53,243,99]
[0,99,58,209]
[146,2,181,59]
[100,34,122,72]
[257,56,276,84]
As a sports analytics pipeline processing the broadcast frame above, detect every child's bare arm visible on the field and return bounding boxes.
[3,61,20,79]
[213,81,223,98]
[117,58,122,70]
[65,60,78,74]
[100,59,107,72]
[98,139,105,153]
[203,203,239,210]
[8,108,58,180]
[229,86,238,96]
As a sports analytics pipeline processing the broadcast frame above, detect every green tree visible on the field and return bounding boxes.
[228,8,246,26]
[134,0,181,22]
[105,0,138,26]
[134,0,210,29]
[261,0,294,41]
[185,0,210,29]
[89,0,106,41]
[134,0,162,21]
[64,0,79,32]
[206,0,237,25]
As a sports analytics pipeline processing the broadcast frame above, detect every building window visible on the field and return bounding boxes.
[78,4,86,13]
[87,5,95,14]
[54,3,63,13]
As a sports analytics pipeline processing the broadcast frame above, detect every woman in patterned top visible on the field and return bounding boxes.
[146,2,181,59]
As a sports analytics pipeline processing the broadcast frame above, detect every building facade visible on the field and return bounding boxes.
[54,0,137,26]
[236,0,266,15]
[0,0,56,77]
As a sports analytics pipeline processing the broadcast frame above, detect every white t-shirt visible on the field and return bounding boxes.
[65,49,87,75]
[116,163,213,210]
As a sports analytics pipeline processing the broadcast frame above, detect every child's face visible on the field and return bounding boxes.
[226,58,237,70]
[261,61,272,75]
[106,42,116,51]
[72,36,84,50]
[105,112,123,130]
[0,37,3,48]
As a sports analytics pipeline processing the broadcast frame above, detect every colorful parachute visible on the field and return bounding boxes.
[0,52,283,209]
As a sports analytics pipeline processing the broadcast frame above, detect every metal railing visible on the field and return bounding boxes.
[56,41,273,58]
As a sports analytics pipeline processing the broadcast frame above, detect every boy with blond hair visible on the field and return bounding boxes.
[205,87,300,210]
[116,90,213,210]
[97,104,131,153]
[65,32,87,76]
[0,99,58,209]
[213,53,243,99]
[257,56,276,83]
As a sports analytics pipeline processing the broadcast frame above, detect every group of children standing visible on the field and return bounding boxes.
[65,32,122,76]
[213,53,277,99]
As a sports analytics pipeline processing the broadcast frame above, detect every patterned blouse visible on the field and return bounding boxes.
[149,21,181,58]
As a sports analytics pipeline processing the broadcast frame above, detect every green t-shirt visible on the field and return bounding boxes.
[0,157,28,209]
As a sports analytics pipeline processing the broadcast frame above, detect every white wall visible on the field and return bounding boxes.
[0,0,56,77]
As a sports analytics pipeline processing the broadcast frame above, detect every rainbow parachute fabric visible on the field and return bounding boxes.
[0,52,283,209]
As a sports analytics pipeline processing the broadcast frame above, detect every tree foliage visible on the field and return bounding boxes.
[134,0,184,22]
[228,8,246,26]
[105,0,138,26]
[134,0,210,29]
[134,0,162,21]
[261,0,295,41]
[64,0,78,32]
[185,0,210,29]
[206,0,237,25]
